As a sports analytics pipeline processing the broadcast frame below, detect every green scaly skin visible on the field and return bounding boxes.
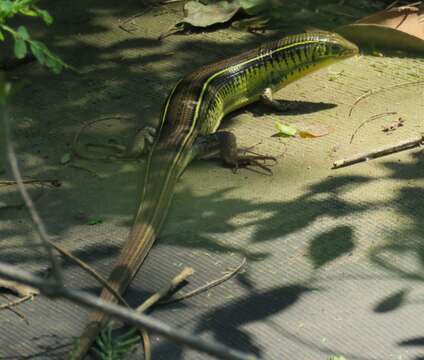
[72,31,358,359]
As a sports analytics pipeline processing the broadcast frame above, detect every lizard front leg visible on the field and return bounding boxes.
[191,131,277,174]
[260,87,301,112]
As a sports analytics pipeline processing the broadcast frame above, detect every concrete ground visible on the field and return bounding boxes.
[1,1,424,359]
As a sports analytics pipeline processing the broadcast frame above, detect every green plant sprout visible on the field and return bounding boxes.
[93,323,140,360]
[0,0,71,73]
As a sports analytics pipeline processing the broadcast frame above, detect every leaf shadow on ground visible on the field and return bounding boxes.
[150,150,424,359]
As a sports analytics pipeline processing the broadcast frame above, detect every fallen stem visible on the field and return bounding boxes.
[0,179,60,187]
[2,107,63,284]
[72,115,132,161]
[349,112,398,144]
[0,293,30,324]
[47,240,129,307]
[333,134,424,169]
[0,293,33,309]
[137,267,194,313]
[0,262,256,360]
[161,258,246,304]
[136,267,194,360]
[349,80,424,118]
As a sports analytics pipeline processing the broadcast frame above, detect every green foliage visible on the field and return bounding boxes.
[93,323,140,360]
[67,340,81,360]
[0,75,11,103]
[0,0,70,73]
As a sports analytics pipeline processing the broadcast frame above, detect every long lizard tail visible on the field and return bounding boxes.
[72,221,156,358]
[72,148,184,359]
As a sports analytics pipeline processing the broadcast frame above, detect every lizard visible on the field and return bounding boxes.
[72,31,359,359]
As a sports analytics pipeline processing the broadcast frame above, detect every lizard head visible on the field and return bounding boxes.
[311,32,359,61]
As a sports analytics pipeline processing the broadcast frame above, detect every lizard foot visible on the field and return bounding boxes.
[125,126,157,158]
[230,150,277,175]
[73,124,157,161]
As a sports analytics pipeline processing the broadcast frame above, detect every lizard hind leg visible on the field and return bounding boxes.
[73,125,157,161]
[125,126,157,159]
[192,131,277,175]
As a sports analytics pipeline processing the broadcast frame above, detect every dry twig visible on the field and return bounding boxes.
[0,262,256,360]
[161,258,246,304]
[0,179,60,187]
[136,267,194,360]
[349,80,424,118]
[0,293,30,324]
[349,112,398,144]
[72,115,132,161]
[2,107,63,284]
[138,267,194,312]
[47,240,129,307]
[333,134,424,169]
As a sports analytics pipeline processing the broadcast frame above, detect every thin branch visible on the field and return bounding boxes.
[0,293,30,324]
[161,258,246,304]
[0,178,60,187]
[349,80,424,118]
[137,267,194,313]
[142,331,152,360]
[0,262,256,360]
[46,240,129,307]
[333,134,424,169]
[349,112,398,144]
[0,108,124,307]
[71,115,132,161]
[0,293,33,310]
[1,105,63,284]
[136,267,194,360]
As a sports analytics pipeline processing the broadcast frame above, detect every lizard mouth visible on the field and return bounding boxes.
[342,44,360,58]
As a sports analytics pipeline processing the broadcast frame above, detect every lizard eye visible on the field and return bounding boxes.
[330,44,343,54]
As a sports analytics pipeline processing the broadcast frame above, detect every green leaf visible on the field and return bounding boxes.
[30,41,46,64]
[30,40,66,74]
[60,152,72,164]
[14,38,27,59]
[0,1,14,15]
[17,25,29,40]
[0,81,12,100]
[45,54,63,74]
[275,121,298,137]
[87,219,103,225]
[19,7,38,17]
[0,30,4,41]
[37,9,53,25]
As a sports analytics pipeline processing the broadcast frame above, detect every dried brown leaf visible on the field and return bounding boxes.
[337,5,424,52]
[182,1,241,28]
[293,122,331,138]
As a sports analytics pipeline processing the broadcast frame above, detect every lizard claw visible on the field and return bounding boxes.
[232,153,277,175]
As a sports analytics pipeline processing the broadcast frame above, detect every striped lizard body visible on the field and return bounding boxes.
[73,32,358,358]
